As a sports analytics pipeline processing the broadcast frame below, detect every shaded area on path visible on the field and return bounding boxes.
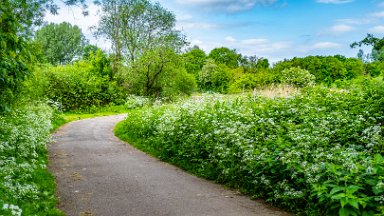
[49,115,290,216]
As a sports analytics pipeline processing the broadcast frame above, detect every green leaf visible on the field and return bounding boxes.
[348,199,359,209]
[330,186,345,195]
[339,207,349,216]
[347,185,361,194]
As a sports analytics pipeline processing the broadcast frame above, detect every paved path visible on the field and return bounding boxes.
[49,115,290,216]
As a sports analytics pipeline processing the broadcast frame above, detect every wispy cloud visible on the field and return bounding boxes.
[312,42,341,49]
[370,11,384,18]
[329,24,355,34]
[175,14,220,30]
[241,38,269,45]
[369,25,384,34]
[175,0,277,12]
[316,0,354,4]
[225,36,237,42]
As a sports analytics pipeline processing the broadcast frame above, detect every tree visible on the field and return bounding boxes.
[208,47,241,69]
[0,0,86,111]
[96,0,186,65]
[96,0,188,97]
[351,34,384,61]
[241,55,269,73]
[35,22,87,65]
[82,44,100,60]
[199,59,231,92]
[182,46,207,75]
[127,48,195,97]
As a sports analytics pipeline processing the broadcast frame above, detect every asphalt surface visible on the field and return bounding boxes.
[48,115,290,216]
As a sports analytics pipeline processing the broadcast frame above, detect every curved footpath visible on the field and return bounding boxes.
[48,115,290,216]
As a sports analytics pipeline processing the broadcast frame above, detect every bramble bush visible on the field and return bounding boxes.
[0,103,63,216]
[116,78,384,215]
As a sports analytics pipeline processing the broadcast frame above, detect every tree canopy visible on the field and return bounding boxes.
[96,0,186,65]
[351,34,384,62]
[35,22,87,65]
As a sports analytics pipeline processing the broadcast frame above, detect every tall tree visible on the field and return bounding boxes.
[96,0,186,65]
[96,0,188,97]
[0,0,86,111]
[208,47,241,69]
[182,46,207,75]
[351,34,384,62]
[35,22,87,65]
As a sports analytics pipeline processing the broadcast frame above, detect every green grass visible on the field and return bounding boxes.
[52,105,128,131]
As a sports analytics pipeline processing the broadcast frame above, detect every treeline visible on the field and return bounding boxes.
[26,41,384,111]
[2,0,384,112]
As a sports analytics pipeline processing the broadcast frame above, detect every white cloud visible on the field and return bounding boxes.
[175,0,277,12]
[44,3,111,50]
[225,36,237,42]
[329,24,354,34]
[312,42,341,49]
[336,18,372,25]
[369,25,384,33]
[176,21,220,30]
[316,0,354,4]
[241,38,269,45]
[371,11,384,18]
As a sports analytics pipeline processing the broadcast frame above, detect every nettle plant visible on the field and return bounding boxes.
[116,82,384,216]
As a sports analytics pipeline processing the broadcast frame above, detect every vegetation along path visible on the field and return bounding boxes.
[49,115,290,216]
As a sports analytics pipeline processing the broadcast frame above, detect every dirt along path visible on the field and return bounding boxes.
[49,115,290,216]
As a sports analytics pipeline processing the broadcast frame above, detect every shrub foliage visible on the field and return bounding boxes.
[116,80,384,215]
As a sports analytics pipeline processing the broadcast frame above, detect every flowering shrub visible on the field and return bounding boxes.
[278,67,315,87]
[124,95,151,109]
[0,104,63,215]
[116,80,384,215]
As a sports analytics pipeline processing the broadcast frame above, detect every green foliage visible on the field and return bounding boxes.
[125,48,196,98]
[0,103,63,215]
[88,49,114,79]
[351,34,384,62]
[241,56,269,73]
[116,80,384,215]
[182,46,207,75]
[277,67,315,87]
[199,59,231,93]
[32,61,125,111]
[273,56,364,84]
[0,0,31,112]
[228,70,274,93]
[208,47,241,69]
[97,0,186,64]
[34,22,87,65]
[366,61,384,77]
[82,44,100,60]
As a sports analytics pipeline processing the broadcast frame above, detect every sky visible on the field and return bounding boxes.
[44,0,384,62]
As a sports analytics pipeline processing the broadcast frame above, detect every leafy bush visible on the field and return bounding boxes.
[125,95,151,109]
[198,59,231,93]
[33,61,125,111]
[277,67,315,87]
[0,104,63,215]
[116,81,384,215]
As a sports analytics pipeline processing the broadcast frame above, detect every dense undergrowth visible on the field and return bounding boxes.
[115,78,384,216]
[0,103,63,216]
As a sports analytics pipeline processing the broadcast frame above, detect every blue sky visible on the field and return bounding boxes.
[45,0,384,62]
